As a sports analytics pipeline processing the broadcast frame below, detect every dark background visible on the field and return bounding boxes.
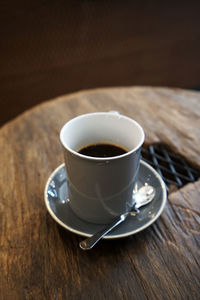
[1,0,200,126]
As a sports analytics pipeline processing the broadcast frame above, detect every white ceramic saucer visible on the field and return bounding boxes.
[44,160,167,239]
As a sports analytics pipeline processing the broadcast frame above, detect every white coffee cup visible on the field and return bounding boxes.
[60,112,144,224]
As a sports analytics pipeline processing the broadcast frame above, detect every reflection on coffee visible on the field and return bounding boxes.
[78,143,128,158]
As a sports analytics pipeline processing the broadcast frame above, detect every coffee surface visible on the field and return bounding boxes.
[78,143,127,158]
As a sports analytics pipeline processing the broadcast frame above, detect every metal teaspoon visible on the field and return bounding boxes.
[79,185,155,250]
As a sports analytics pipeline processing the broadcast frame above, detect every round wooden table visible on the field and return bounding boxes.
[1,87,200,299]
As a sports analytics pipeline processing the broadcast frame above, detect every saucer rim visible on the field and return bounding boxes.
[44,160,167,239]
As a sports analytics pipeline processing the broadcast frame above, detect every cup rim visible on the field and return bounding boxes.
[60,112,145,161]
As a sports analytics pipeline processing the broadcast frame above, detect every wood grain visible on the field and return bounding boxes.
[0,87,199,299]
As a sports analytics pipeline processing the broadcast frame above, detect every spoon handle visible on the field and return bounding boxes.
[79,213,128,250]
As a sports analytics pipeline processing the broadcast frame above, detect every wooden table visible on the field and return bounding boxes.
[0,87,199,299]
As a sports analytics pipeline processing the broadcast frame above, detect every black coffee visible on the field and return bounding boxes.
[78,143,128,158]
